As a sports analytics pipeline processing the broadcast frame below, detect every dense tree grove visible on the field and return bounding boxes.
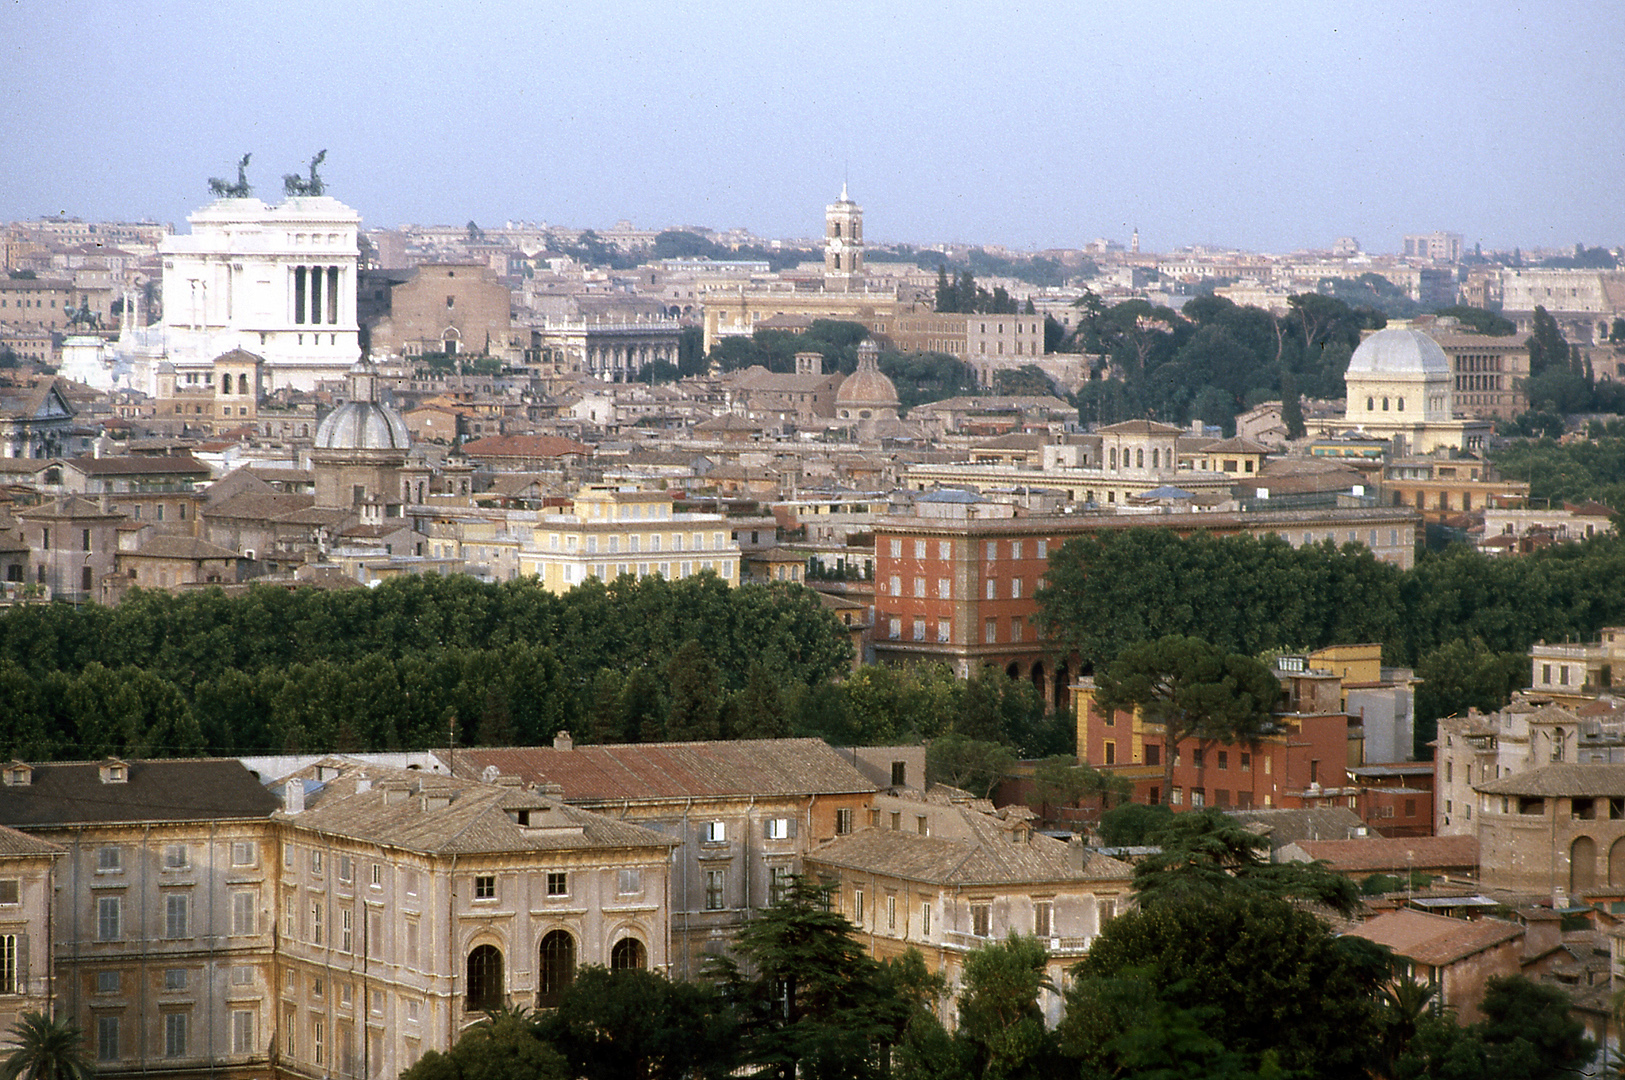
[1038,528,1625,751]
[0,573,854,759]
[1067,290,1385,431]
[0,574,1081,762]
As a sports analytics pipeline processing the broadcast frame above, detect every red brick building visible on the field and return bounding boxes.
[872,506,1421,710]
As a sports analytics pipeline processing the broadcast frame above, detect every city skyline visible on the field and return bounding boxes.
[3,1,1622,255]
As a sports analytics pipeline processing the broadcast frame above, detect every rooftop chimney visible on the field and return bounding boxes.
[284,779,305,815]
[554,730,574,751]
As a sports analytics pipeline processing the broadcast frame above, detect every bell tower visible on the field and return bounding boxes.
[824,183,864,293]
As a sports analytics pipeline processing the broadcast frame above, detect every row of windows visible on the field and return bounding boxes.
[550,530,724,553]
[555,559,730,585]
[699,819,796,843]
[464,932,647,1012]
[95,890,258,940]
[885,538,1051,561]
[96,842,255,873]
[95,1010,243,1062]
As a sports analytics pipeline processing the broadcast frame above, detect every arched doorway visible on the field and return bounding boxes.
[466,944,504,1012]
[1005,662,1020,681]
[1571,836,1597,894]
[1610,838,1625,888]
[1031,661,1047,704]
[610,937,646,971]
[1054,662,1071,714]
[537,930,575,1007]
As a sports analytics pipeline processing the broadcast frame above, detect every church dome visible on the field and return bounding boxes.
[314,401,410,451]
[836,341,900,411]
[1346,328,1451,377]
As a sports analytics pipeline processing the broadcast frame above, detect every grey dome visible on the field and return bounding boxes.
[1347,328,1451,377]
[314,401,411,451]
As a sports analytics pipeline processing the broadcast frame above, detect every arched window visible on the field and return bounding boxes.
[466,944,504,1012]
[537,931,574,1007]
[1109,448,1117,469]
[1151,449,1160,468]
[1382,397,1389,411]
[1136,448,1144,468]
[1397,397,1404,411]
[239,374,250,395]
[1367,397,1374,411]
[610,938,646,971]
[1571,836,1597,894]
[221,374,231,394]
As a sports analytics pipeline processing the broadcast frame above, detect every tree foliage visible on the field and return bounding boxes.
[0,1013,95,1080]
[1093,636,1279,806]
[399,1007,569,1080]
[1063,894,1385,1080]
[1130,809,1360,916]
[0,574,851,759]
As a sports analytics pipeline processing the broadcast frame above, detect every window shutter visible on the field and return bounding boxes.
[786,818,798,838]
[15,933,27,989]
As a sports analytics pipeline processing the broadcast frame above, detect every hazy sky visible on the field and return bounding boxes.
[4,1,1621,255]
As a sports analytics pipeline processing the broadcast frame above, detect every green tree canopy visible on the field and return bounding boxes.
[1062,894,1385,1080]
[1092,636,1279,807]
[398,1006,568,1080]
[0,1013,95,1080]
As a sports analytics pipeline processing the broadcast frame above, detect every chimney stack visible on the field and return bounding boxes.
[284,779,305,815]
[554,730,574,751]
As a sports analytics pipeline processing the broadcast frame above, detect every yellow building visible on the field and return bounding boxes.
[520,485,741,592]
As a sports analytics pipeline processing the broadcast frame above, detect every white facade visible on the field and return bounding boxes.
[159,196,362,392]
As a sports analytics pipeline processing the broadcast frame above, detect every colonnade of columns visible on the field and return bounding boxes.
[292,265,342,325]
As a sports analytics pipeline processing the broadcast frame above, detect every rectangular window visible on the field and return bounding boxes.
[887,894,896,930]
[1240,752,1251,772]
[1036,539,1048,558]
[704,821,726,843]
[938,540,951,560]
[972,903,991,937]
[920,902,931,936]
[765,818,790,840]
[338,855,353,883]
[405,868,419,896]
[232,1010,254,1055]
[406,919,420,969]
[1218,751,1228,770]
[310,850,323,876]
[0,880,16,906]
[340,907,353,952]
[1034,900,1053,938]
[230,965,251,986]
[313,1018,324,1066]
[937,577,951,599]
[912,617,926,641]
[231,890,256,935]
[547,872,568,897]
[474,875,496,900]
[231,842,255,867]
[985,540,997,559]
[98,896,121,941]
[986,578,996,600]
[97,971,120,994]
[163,844,189,870]
[769,866,792,905]
[985,618,997,644]
[97,846,122,873]
[0,934,13,995]
[164,1012,188,1057]
[97,1017,119,1063]
[311,902,323,945]
[705,869,725,911]
[165,968,188,991]
[913,539,926,558]
[371,864,382,888]
[617,869,642,894]
[937,619,951,642]
[853,888,865,926]
[1010,616,1022,642]
[835,808,853,835]
[283,1006,297,1059]
[913,576,925,597]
